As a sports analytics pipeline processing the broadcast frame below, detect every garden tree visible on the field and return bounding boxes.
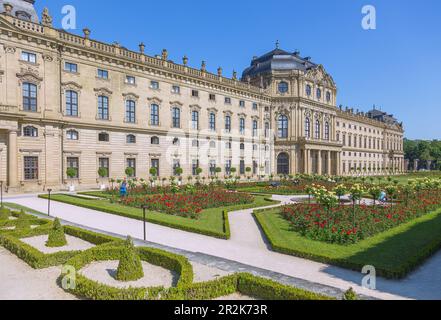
[149,167,158,187]
[385,185,398,206]
[46,218,67,248]
[116,236,144,282]
[175,167,183,177]
[368,186,382,206]
[343,288,358,300]
[66,167,77,187]
[98,167,108,179]
[229,167,237,178]
[125,167,135,178]
[349,184,365,227]
[215,167,222,177]
[404,139,441,170]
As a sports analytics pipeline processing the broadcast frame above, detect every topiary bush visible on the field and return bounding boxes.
[46,218,67,248]
[15,211,31,230]
[343,287,358,300]
[115,236,144,282]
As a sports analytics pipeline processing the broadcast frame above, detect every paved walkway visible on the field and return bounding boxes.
[4,194,441,300]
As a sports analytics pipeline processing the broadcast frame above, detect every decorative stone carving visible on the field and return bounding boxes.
[4,46,16,54]
[122,92,139,101]
[16,67,43,84]
[42,8,53,27]
[305,65,336,88]
[62,81,83,91]
[94,87,113,96]
[42,54,54,62]
[161,49,168,61]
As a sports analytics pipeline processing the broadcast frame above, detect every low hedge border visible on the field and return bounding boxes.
[61,245,194,300]
[39,194,279,240]
[253,208,441,279]
[61,243,332,300]
[0,212,118,269]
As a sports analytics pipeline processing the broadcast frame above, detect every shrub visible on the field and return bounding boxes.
[98,167,108,179]
[115,237,144,282]
[46,218,67,248]
[0,207,10,221]
[343,288,358,300]
[66,167,78,180]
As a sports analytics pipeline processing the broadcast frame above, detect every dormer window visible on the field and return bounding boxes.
[278,81,289,94]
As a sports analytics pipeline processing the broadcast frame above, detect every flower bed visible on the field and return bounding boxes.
[117,190,254,219]
[281,189,441,244]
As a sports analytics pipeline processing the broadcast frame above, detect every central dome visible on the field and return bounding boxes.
[242,48,317,80]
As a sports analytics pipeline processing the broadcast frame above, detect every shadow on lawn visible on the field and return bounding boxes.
[322,216,441,300]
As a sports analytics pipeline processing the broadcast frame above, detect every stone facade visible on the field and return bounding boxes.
[0,2,405,193]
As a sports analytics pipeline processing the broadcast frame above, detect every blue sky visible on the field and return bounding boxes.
[35,0,441,140]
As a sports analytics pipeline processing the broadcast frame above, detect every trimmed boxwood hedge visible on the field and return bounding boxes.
[0,209,118,269]
[61,244,194,300]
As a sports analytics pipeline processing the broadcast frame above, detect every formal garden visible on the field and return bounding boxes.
[254,176,441,278]
[0,205,343,300]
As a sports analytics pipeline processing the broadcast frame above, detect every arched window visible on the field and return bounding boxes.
[172,107,181,128]
[151,136,159,145]
[209,113,216,131]
[316,88,322,100]
[66,129,79,140]
[278,115,288,139]
[126,134,136,144]
[305,117,311,138]
[209,140,216,149]
[150,104,159,126]
[305,84,312,97]
[125,100,136,123]
[98,96,109,120]
[66,90,78,116]
[326,91,331,102]
[315,120,321,139]
[324,122,330,140]
[98,132,109,142]
[240,143,245,150]
[239,118,245,134]
[277,153,290,175]
[23,126,38,137]
[191,110,199,130]
[23,82,37,112]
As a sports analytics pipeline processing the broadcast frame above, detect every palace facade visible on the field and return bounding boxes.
[0,1,405,193]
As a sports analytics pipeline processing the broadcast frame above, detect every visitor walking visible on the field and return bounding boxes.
[120,179,128,198]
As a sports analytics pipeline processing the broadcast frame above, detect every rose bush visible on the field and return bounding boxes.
[117,189,254,219]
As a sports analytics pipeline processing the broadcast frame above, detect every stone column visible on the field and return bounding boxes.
[336,152,341,176]
[317,151,322,175]
[327,151,332,175]
[8,130,19,189]
[308,150,313,174]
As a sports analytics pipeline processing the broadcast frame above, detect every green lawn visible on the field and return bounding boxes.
[41,194,278,239]
[254,207,441,279]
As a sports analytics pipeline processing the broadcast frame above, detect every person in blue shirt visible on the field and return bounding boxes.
[120,178,128,198]
[379,190,387,203]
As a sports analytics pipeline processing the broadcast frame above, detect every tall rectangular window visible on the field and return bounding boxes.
[98,96,109,120]
[225,160,232,176]
[150,104,159,126]
[23,83,37,112]
[64,62,78,73]
[209,113,216,131]
[66,90,78,116]
[252,120,258,137]
[210,160,216,176]
[225,116,231,133]
[126,158,136,177]
[125,100,136,123]
[192,159,199,176]
[240,160,245,175]
[151,159,159,176]
[191,111,199,130]
[67,157,79,179]
[240,118,245,135]
[172,107,181,128]
[24,156,38,180]
[21,51,37,63]
[99,158,109,177]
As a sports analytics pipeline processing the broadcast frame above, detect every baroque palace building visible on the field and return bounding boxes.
[0,1,405,193]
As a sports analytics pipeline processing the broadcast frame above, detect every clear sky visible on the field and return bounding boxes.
[34,0,441,140]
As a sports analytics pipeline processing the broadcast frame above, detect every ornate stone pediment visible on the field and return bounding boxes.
[94,87,113,96]
[305,65,336,88]
[122,92,139,100]
[16,67,42,82]
[62,81,82,91]
[147,97,162,104]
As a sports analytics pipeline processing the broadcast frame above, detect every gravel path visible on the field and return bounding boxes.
[21,235,95,254]
[0,247,77,300]
[6,194,441,300]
